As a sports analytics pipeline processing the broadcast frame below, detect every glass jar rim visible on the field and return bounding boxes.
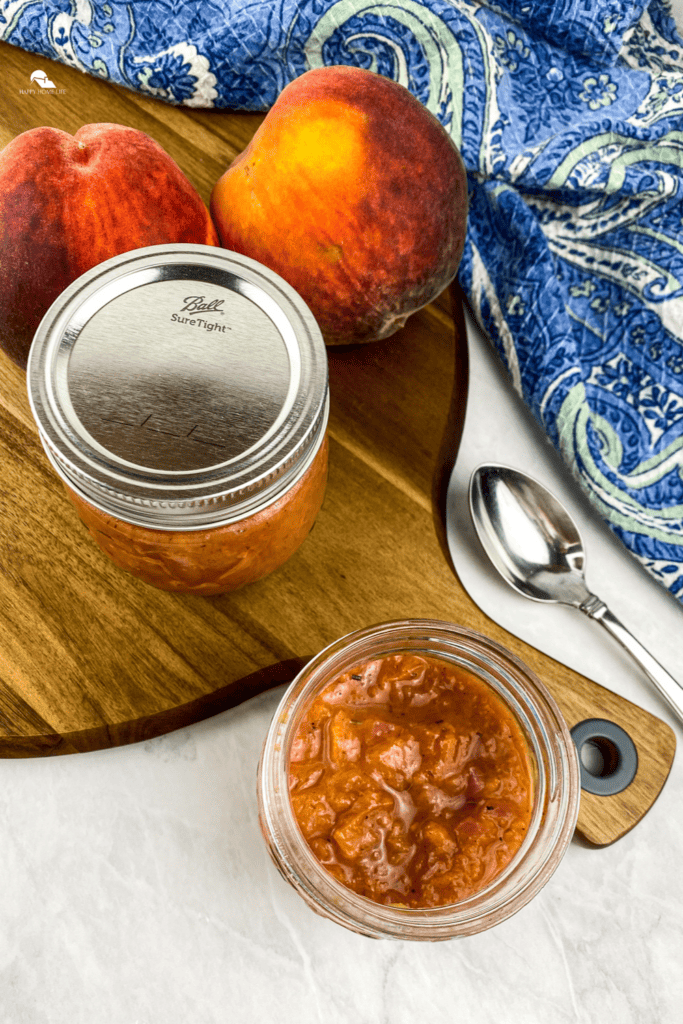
[258,619,580,940]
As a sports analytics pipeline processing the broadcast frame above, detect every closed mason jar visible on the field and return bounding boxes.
[27,245,329,595]
[258,620,580,940]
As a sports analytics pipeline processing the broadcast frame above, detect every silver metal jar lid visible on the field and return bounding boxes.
[27,244,329,530]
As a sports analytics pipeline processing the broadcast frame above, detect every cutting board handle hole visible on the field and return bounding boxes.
[581,737,620,778]
[570,719,638,796]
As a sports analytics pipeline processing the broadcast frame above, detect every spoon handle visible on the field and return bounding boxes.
[582,597,683,725]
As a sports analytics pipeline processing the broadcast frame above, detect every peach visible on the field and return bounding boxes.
[0,123,219,369]
[210,66,468,346]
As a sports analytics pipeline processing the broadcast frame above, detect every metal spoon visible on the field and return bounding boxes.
[469,463,683,725]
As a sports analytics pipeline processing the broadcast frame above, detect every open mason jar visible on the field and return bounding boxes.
[258,619,580,940]
[27,244,329,595]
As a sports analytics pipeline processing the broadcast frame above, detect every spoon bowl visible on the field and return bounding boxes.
[469,464,683,724]
[469,464,593,608]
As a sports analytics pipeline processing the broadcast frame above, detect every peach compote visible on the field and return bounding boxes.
[288,652,534,908]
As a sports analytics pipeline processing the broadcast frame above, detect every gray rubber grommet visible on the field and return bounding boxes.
[570,718,638,796]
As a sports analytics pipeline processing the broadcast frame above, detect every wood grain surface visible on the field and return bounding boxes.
[0,42,675,847]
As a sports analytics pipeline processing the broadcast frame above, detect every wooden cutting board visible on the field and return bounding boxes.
[0,42,675,847]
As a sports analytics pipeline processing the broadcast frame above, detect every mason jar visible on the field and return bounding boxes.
[258,619,580,940]
[27,244,329,595]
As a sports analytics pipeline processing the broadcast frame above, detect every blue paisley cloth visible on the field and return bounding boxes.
[3,0,683,597]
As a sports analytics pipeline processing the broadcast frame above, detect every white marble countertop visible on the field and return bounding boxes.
[3,305,682,1024]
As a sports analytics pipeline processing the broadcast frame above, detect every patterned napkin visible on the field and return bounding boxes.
[4,0,683,598]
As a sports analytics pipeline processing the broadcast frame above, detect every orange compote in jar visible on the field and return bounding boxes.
[288,652,534,908]
[258,620,580,940]
[27,245,329,595]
